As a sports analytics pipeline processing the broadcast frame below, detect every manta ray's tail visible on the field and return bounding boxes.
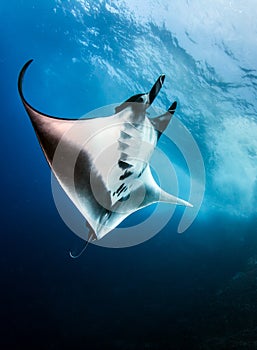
[69,231,96,259]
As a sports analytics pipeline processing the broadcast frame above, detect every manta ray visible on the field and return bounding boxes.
[18,60,192,252]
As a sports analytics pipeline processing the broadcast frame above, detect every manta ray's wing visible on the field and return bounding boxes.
[18,60,77,166]
[139,166,193,208]
[94,163,193,240]
[18,60,117,236]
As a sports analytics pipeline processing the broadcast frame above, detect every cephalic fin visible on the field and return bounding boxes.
[115,75,166,114]
[150,101,177,138]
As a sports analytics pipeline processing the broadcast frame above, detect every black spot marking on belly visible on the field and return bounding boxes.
[113,183,128,197]
[118,160,133,170]
[120,170,133,180]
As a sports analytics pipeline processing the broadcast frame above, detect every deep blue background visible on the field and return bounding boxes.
[1,1,257,348]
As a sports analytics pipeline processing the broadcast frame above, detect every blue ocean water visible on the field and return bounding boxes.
[1,0,257,348]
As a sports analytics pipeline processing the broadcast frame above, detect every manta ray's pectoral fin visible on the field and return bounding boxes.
[18,59,76,166]
[139,166,193,209]
[144,185,193,208]
[150,101,177,139]
[158,189,193,207]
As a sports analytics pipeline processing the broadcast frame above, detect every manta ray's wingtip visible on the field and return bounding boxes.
[185,202,193,208]
[177,199,193,208]
[19,59,34,76]
[18,59,34,99]
[178,197,193,208]
[159,190,193,208]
